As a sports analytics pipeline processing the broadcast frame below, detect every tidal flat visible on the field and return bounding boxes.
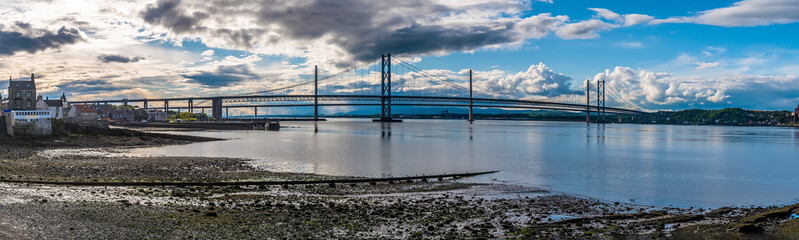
[0,131,797,239]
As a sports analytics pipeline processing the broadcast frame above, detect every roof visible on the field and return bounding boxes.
[73,104,96,113]
[43,100,64,107]
[9,80,35,91]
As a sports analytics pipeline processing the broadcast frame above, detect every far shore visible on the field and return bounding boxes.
[0,130,797,239]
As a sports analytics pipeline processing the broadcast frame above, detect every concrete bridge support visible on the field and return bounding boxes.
[212,97,223,120]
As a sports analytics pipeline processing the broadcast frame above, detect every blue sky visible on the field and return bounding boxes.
[1,0,799,113]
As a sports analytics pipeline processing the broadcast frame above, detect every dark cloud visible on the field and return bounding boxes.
[0,25,83,56]
[52,80,127,94]
[345,24,518,61]
[142,0,207,34]
[182,64,260,87]
[98,54,145,63]
[139,0,534,62]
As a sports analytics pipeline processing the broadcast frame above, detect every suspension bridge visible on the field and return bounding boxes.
[70,54,654,123]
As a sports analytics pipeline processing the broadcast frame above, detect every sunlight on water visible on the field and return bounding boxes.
[126,119,799,208]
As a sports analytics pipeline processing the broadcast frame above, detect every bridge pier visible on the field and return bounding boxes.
[143,100,148,110]
[212,97,223,120]
[188,99,193,114]
[164,100,169,112]
[254,107,258,119]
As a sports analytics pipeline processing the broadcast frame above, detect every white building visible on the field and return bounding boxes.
[36,94,68,119]
[4,109,52,136]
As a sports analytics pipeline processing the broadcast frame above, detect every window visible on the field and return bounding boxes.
[26,91,31,98]
[15,91,20,98]
[24,100,31,109]
[14,100,21,108]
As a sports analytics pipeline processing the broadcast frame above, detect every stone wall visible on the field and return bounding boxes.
[10,119,52,136]
[0,115,7,136]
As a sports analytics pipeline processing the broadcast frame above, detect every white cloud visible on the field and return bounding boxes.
[475,63,577,97]
[651,0,799,26]
[594,66,799,109]
[623,14,655,26]
[201,50,214,57]
[555,19,617,39]
[695,62,721,69]
[619,41,645,48]
[589,8,622,22]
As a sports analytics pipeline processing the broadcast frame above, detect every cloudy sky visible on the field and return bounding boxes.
[1,0,799,111]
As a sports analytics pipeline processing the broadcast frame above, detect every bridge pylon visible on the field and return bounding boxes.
[374,53,401,122]
[597,79,606,123]
[469,69,474,123]
[585,79,590,123]
[314,65,319,121]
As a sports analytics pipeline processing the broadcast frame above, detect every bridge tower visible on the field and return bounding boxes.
[314,65,319,121]
[469,69,474,123]
[374,54,401,122]
[585,79,590,123]
[597,79,606,123]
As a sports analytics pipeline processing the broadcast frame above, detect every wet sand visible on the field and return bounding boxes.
[0,132,797,239]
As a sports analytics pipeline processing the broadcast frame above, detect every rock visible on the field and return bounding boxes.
[205,211,218,217]
[738,224,764,234]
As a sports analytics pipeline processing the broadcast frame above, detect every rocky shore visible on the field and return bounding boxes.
[0,131,797,239]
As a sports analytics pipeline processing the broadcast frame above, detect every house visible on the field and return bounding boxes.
[67,104,99,123]
[795,105,799,120]
[36,94,68,119]
[111,108,148,123]
[95,104,115,119]
[146,109,168,122]
[8,74,37,110]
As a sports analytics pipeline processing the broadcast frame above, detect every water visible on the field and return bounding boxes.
[126,119,799,208]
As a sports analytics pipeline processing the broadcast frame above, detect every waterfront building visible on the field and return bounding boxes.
[795,105,799,120]
[3,109,52,136]
[8,74,37,110]
[146,109,168,122]
[67,104,99,123]
[111,108,148,123]
[36,94,68,119]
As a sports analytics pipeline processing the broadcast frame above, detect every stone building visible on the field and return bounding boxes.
[795,105,799,119]
[8,74,37,110]
[67,104,98,123]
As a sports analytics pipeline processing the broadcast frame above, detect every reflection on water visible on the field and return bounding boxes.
[129,119,799,208]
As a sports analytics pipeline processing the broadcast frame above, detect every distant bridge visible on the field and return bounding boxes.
[71,54,654,123]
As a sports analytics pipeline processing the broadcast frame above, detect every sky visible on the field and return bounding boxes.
[1,0,799,113]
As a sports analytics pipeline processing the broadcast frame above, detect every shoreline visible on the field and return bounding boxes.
[0,131,797,238]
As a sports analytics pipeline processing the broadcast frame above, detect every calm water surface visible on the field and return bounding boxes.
[128,119,799,208]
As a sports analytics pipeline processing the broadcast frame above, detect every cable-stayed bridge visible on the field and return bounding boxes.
[70,54,654,123]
